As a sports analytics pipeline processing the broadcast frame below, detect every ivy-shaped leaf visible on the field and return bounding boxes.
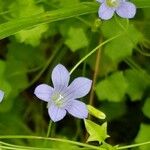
[9,0,48,46]
[96,71,128,102]
[65,27,89,52]
[101,17,142,62]
[124,69,148,101]
[142,98,150,118]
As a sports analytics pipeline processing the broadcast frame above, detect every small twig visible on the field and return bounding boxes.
[89,37,102,107]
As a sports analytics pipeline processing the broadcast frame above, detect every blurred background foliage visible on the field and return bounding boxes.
[0,0,149,149]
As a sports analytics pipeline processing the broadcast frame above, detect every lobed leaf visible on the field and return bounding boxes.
[84,119,109,143]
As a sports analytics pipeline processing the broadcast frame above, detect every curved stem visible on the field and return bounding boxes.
[118,141,150,149]
[69,34,121,75]
[0,135,150,150]
[0,135,103,150]
[0,141,50,150]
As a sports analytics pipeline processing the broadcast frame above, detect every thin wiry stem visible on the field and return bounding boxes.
[0,135,150,150]
[69,34,121,75]
[118,141,150,149]
[89,37,102,107]
[0,135,104,150]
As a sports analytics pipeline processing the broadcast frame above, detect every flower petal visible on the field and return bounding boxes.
[116,2,136,18]
[0,90,4,102]
[65,77,92,99]
[48,104,66,122]
[98,3,115,20]
[51,64,70,91]
[34,84,53,102]
[67,100,88,119]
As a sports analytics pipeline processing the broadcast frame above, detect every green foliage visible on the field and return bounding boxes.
[124,69,148,100]
[0,0,149,149]
[0,2,98,39]
[142,98,150,118]
[96,71,128,102]
[84,119,109,143]
[0,61,11,100]
[65,27,89,51]
[9,0,48,46]
[132,0,150,8]
[135,124,150,150]
[101,18,142,62]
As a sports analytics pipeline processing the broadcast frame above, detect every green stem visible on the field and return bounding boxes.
[0,141,50,150]
[46,120,53,137]
[118,141,150,149]
[69,34,121,74]
[0,135,150,150]
[27,40,62,89]
[89,37,102,107]
[0,135,104,150]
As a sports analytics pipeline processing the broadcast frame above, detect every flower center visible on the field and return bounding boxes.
[51,92,64,107]
[106,0,120,7]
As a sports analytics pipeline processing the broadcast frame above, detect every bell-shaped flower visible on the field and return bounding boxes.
[97,0,136,20]
[34,64,92,122]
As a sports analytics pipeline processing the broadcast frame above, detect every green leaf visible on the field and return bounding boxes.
[87,105,106,120]
[65,27,89,51]
[0,2,98,39]
[7,40,45,67]
[9,0,48,46]
[0,60,12,112]
[142,98,150,118]
[132,0,150,8]
[15,24,48,46]
[59,0,79,7]
[96,71,128,102]
[124,69,148,101]
[0,61,12,98]
[84,119,109,143]
[100,102,126,121]
[101,18,142,62]
[135,124,150,150]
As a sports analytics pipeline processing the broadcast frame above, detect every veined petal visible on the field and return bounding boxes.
[52,64,70,91]
[0,90,4,102]
[116,2,136,18]
[34,84,53,102]
[48,104,66,122]
[65,77,92,99]
[67,100,88,119]
[98,3,115,20]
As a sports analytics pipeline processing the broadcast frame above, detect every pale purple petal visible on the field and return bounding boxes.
[48,104,66,122]
[64,77,92,99]
[67,100,88,119]
[0,90,4,102]
[34,84,53,102]
[116,2,136,18]
[51,64,70,91]
[98,3,115,20]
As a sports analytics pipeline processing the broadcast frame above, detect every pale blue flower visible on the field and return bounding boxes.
[97,0,136,20]
[34,64,92,122]
[0,90,4,103]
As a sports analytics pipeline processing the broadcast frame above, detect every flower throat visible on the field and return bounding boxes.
[106,0,120,7]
